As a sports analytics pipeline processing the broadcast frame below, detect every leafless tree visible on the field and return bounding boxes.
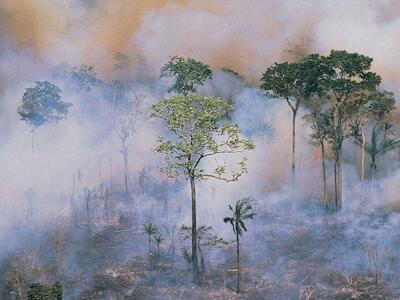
[99,81,145,202]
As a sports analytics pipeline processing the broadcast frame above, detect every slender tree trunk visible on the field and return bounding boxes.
[98,160,106,221]
[165,198,168,223]
[17,286,23,300]
[371,159,376,193]
[236,230,240,293]
[109,156,113,192]
[98,159,104,199]
[189,175,199,281]
[337,150,343,209]
[320,140,328,207]
[85,189,91,224]
[70,195,75,226]
[333,149,343,211]
[104,189,110,221]
[360,126,365,185]
[31,128,35,153]
[198,244,205,274]
[121,138,129,202]
[29,128,35,218]
[333,155,338,211]
[291,112,296,192]
[148,233,151,254]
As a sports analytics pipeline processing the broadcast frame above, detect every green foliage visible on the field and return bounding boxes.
[364,90,395,119]
[323,50,381,92]
[261,61,302,107]
[321,50,382,152]
[223,198,256,237]
[349,89,395,141]
[260,53,326,111]
[143,223,159,255]
[151,95,255,181]
[68,64,100,93]
[304,101,331,146]
[160,56,212,95]
[52,282,63,300]
[301,50,382,154]
[260,62,300,101]
[223,198,255,293]
[322,50,381,101]
[27,282,63,300]
[355,123,400,164]
[18,81,72,129]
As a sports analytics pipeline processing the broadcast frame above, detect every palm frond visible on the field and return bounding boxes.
[239,220,247,232]
[143,223,159,235]
[223,198,255,238]
[223,217,233,223]
[242,212,256,220]
[378,139,400,157]
[153,234,164,245]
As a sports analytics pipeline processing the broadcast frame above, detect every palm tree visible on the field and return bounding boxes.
[356,123,400,192]
[223,198,256,293]
[153,234,164,259]
[143,223,159,255]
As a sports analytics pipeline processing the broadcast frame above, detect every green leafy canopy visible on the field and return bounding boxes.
[18,81,72,129]
[160,56,212,95]
[151,94,255,181]
[260,54,327,112]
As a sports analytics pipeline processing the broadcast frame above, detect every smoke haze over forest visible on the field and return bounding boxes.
[0,1,400,299]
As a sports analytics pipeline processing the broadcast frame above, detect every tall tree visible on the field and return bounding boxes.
[18,81,72,151]
[304,105,331,206]
[260,55,323,189]
[223,198,255,293]
[151,95,254,281]
[160,56,212,95]
[100,80,144,202]
[355,123,400,192]
[350,90,395,184]
[321,50,381,209]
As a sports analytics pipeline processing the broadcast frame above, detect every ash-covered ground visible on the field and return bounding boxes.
[1,189,400,299]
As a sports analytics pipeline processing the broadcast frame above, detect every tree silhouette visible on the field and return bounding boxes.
[223,198,255,293]
[18,81,72,151]
[143,223,159,255]
[260,54,324,191]
[160,56,212,95]
[355,123,400,192]
[153,234,164,259]
[151,95,254,281]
